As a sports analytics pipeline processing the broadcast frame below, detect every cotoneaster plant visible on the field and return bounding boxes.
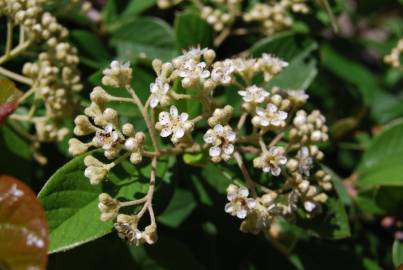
[69,47,333,245]
[0,0,88,163]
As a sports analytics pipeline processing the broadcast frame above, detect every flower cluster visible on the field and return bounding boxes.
[70,46,332,245]
[384,38,403,69]
[243,0,309,35]
[0,0,83,162]
[156,0,309,46]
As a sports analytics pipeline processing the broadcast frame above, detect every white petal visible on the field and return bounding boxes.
[225,203,234,213]
[238,187,249,197]
[278,156,287,165]
[246,198,256,209]
[180,112,189,122]
[170,105,178,117]
[267,103,278,113]
[159,112,170,125]
[304,201,316,212]
[238,91,246,97]
[226,131,236,142]
[173,128,185,139]
[271,167,281,176]
[223,144,234,155]
[150,95,159,108]
[150,83,157,93]
[160,128,172,137]
[214,124,224,134]
[203,132,215,144]
[256,107,265,116]
[278,111,288,120]
[236,208,247,219]
[209,146,221,157]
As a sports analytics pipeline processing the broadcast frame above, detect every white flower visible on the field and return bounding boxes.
[211,59,235,85]
[102,60,132,88]
[178,59,210,82]
[287,89,309,105]
[149,78,170,108]
[258,54,288,81]
[238,85,269,104]
[175,47,207,64]
[253,146,287,176]
[94,124,121,151]
[203,124,236,162]
[296,146,313,176]
[252,103,288,128]
[156,105,193,143]
[225,184,256,219]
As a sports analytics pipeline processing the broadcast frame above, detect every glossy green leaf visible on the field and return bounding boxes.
[174,12,214,50]
[158,188,196,227]
[0,176,48,270]
[38,152,172,253]
[110,17,177,62]
[357,119,403,188]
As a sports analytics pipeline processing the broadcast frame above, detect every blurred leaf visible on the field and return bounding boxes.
[71,31,112,63]
[110,17,177,62]
[0,176,48,270]
[38,151,172,253]
[371,91,403,124]
[174,12,214,50]
[250,31,301,60]
[102,0,118,27]
[268,41,318,90]
[357,119,403,189]
[393,240,403,268]
[122,0,156,17]
[0,78,20,104]
[320,45,379,105]
[183,152,207,166]
[0,125,33,182]
[158,188,196,227]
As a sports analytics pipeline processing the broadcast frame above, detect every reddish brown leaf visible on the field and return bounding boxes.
[0,176,48,270]
[0,101,17,124]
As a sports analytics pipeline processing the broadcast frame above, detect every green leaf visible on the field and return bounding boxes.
[393,240,403,268]
[71,31,111,63]
[122,0,156,17]
[38,152,172,253]
[322,165,352,206]
[158,188,196,227]
[101,0,118,27]
[268,41,318,90]
[250,33,318,90]
[129,236,206,270]
[250,31,301,60]
[174,12,214,50]
[110,17,177,62]
[296,198,351,240]
[357,119,403,188]
[320,45,380,105]
[0,125,33,182]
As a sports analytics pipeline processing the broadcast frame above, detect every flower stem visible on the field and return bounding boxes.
[234,151,257,197]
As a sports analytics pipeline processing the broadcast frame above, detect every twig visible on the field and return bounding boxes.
[234,151,257,197]
[0,67,33,86]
